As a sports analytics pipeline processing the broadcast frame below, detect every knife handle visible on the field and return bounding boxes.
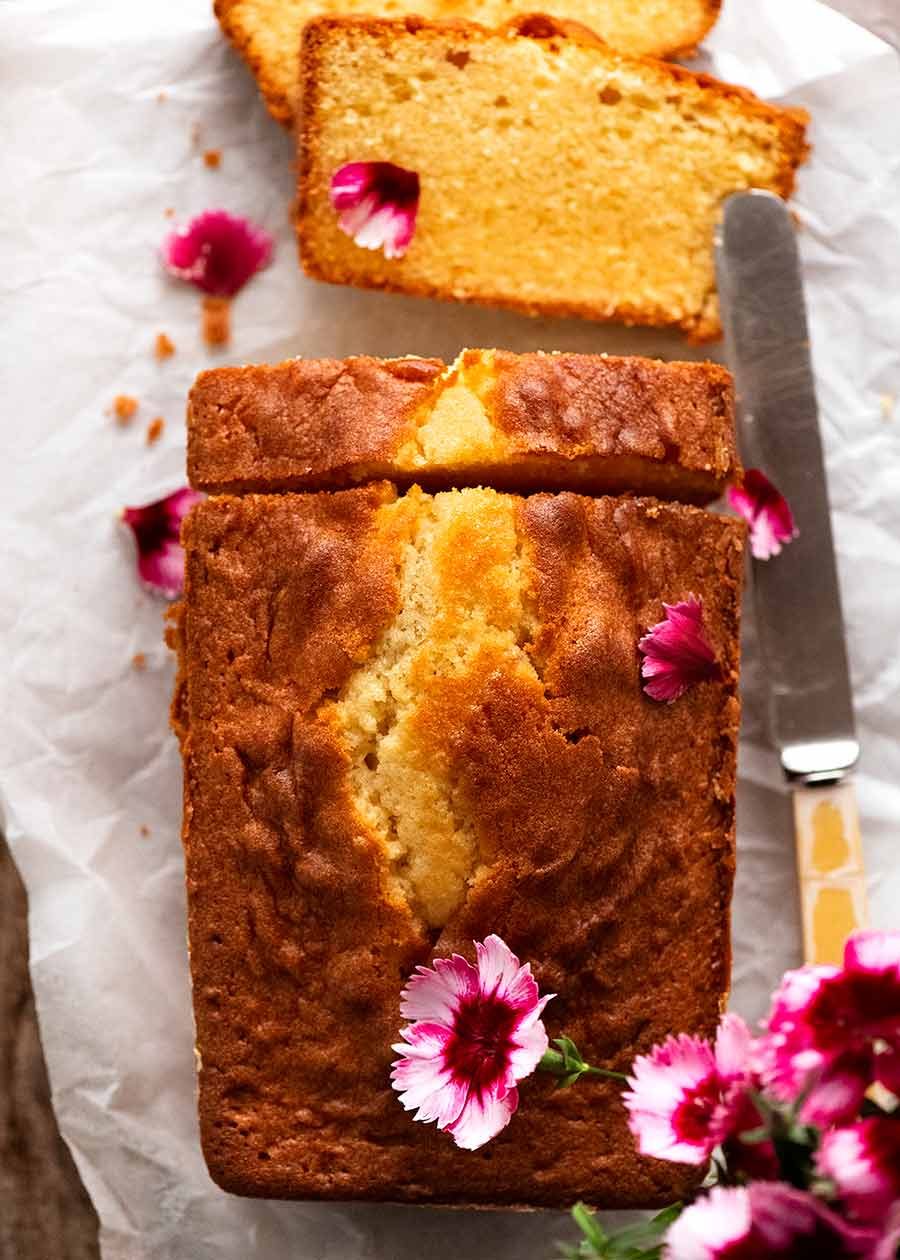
[793,779,867,965]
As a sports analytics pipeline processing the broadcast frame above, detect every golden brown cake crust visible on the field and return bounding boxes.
[215,0,723,129]
[174,486,744,1207]
[296,16,809,341]
[187,349,739,501]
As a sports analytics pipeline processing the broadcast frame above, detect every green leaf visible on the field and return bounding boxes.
[571,1201,609,1252]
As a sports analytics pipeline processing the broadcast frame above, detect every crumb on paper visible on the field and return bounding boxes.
[132,652,147,671]
[157,91,167,103]
[154,331,175,360]
[113,394,138,424]
[139,824,151,837]
[163,207,175,219]
[191,121,203,148]
[203,149,221,169]
[146,417,165,445]
[202,295,231,347]
[880,392,895,421]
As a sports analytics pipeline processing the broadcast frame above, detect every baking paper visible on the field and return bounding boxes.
[3,1,900,1256]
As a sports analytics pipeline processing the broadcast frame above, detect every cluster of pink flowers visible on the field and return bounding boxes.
[392,931,900,1258]
[621,929,900,1257]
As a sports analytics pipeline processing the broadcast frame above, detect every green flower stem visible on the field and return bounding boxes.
[538,1042,628,1087]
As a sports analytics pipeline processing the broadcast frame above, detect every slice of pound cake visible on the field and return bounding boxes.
[216,0,722,126]
[170,484,743,1206]
[187,348,739,501]
[297,17,808,339]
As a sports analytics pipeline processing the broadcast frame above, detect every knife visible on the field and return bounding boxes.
[715,190,867,966]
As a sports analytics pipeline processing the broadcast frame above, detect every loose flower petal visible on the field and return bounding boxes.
[638,596,719,703]
[665,1183,879,1259]
[122,488,203,598]
[330,162,419,259]
[162,209,273,297]
[391,934,553,1150]
[727,469,798,560]
[817,1117,900,1224]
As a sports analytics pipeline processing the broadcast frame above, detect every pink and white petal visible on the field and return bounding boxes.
[664,1185,751,1259]
[799,1065,868,1127]
[399,954,479,1025]
[817,1118,900,1224]
[393,1062,468,1129]
[138,538,186,599]
[446,1085,518,1151]
[330,163,373,208]
[507,1012,551,1081]
[749,513,785,560]
[628,1111,715,1164]
[714,1013,754,1080]
[844,929,900,976]
[475,935,539,1009]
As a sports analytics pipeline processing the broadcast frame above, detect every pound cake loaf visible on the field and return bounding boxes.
[297,17,809,339]
[188,348,739,501]
[216,0,722,127]
[171,483,743,1205]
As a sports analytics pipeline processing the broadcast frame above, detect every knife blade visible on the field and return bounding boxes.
[715,191,867,965]
[715,190,859,785]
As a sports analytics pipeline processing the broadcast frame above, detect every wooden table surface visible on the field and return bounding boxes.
[1,835,100,1259]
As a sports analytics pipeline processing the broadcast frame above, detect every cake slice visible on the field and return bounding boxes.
[187,348,739,502]
[297,17,809,339]
[171,483,743,1206]
[216,0,722,127]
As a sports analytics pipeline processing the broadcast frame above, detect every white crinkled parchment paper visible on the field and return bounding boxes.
[2,1,899,1256]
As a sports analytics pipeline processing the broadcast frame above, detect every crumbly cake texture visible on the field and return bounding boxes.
[187,348,739,502]
[215,0,722,127]
[171,484,743,1206]
[297,17,809,340]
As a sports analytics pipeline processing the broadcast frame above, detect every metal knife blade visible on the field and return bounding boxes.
[715,191,859,785]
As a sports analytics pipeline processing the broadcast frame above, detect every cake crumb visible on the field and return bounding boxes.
[132,652,147,671]
[202,295,231,347]
[163,207,175,219]
[155,331,176,360]
[203,149,222,169]
[879,392,895,421]
[146,417,165,445]
[139,824,151,837]
[113,394,139,425]
[157,91,167,103]
[191,122,203,148]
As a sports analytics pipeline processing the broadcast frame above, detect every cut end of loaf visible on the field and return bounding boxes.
[297,17,808,339]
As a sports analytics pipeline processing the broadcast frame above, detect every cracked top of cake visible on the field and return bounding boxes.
[170,483,743,1208]
[187,348,739,503]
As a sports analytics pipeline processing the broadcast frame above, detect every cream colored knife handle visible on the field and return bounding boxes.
[793,779,867,965]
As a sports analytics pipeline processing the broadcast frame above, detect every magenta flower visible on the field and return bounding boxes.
[664,1183,879,1259]
[817,1118,900,1225]
[763,930,900,1125]
[623,1014,756,1165]
[162,210,273,296]
[330,162,419,259]
[727,469,798,560]
[638,596,720,703]
[122,488,202,598]
[391,935,553,1150]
